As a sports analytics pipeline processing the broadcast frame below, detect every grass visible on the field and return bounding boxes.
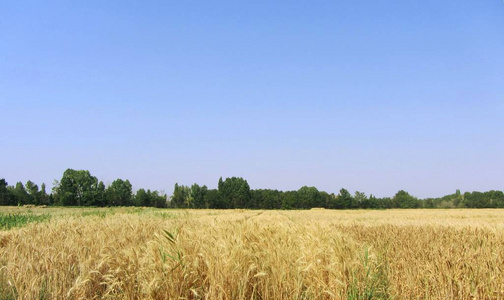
[1,207,504,299]
[346,247,389,300]
[0,213,51,230]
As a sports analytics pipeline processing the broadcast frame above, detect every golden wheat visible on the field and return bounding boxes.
[1,208,504,299]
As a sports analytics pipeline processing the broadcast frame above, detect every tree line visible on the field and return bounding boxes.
[171,178,504,209]
[1,169,503,209]
[0,169,167,208]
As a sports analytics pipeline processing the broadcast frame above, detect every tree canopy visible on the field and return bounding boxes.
[1,170,503,209]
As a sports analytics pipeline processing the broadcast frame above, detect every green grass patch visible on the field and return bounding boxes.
[347,247,390,300]
[0,213,52,230]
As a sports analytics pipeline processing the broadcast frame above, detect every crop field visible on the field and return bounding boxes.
[1,207,504,299]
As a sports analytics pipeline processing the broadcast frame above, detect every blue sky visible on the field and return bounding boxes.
[1,0,503,198]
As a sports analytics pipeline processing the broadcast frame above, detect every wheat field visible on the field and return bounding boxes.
[1,207,504,299]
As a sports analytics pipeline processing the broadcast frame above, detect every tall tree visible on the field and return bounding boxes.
[393,190,420,208]
[334,188,354,209]
[151,190,168,208]
[106,179,133,206]
[281,191,299,209]
[354,191,369,208]
[135,188,151,207]
[252,189,282,209]
[93,181,106,206]
[206,189,226,209]
[39,183,50,205]
[191,184,208,208]
[171,183,191,208]
[53,169,100,206]
[297,186,323,209]
[25,180,39,205]
[11,182,29,205]
[218,177,251,208]
[0,179,11,205]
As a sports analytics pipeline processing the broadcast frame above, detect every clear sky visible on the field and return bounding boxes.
[1,0,503,198]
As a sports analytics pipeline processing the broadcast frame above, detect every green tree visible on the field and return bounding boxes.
[93,181,106,206]
[462,191,502,208]
[354,191,369,208]
[151,190,168,208]
[53,169,100,206]
[25,180,39,205]
[106,179,133,206]
[171,183,191,208]
[488,190,504,208]
[135,188,151,207]
[368,194,383,209]
[334,188,354,209]
[281,191,299,209]
[38,183,50,205]
[453,189,464,207]
[252,189,282,209]
[191,184,208,208]
[218,177,251,208]
[0,179,11,205]
[393,190,420,208]
[423,198,435,208]
[325,192,338,209]
[206,189,227,209]
[297,186,323,209]
[11,182,29,205]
